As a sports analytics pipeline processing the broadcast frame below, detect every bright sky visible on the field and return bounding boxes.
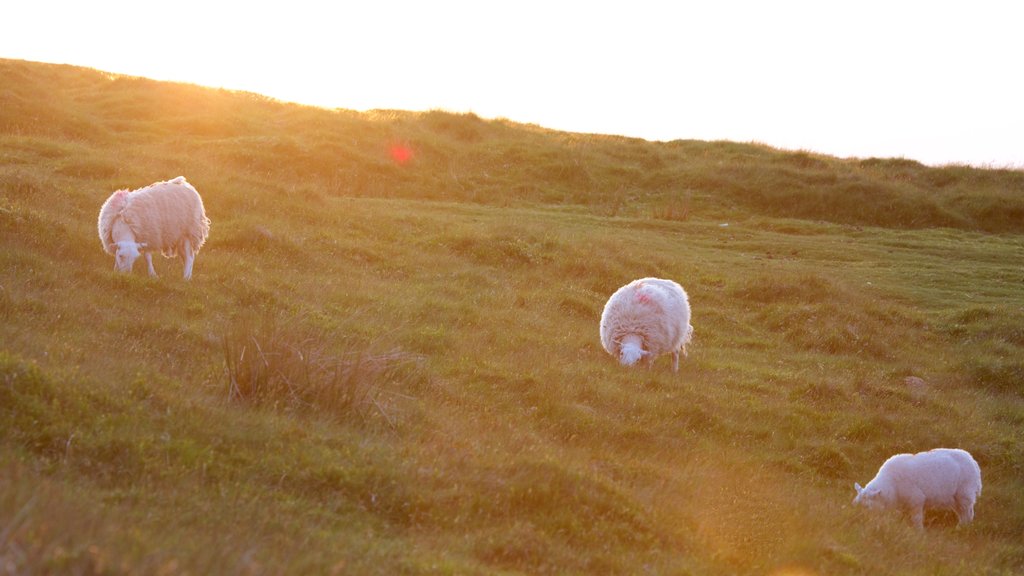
[4,1,1023,167]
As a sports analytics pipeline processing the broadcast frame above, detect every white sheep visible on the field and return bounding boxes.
[97,176,210,280]
[853,448,982,529]
[599,277,693,371]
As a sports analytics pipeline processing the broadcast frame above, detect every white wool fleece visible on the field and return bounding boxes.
[853,448,982,529]
[97,176,211,278]
[599,277,693,371]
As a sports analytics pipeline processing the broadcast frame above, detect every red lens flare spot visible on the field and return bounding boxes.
[390,144,414,165]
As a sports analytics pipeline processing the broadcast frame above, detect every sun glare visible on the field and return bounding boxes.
[2,1,1022,166]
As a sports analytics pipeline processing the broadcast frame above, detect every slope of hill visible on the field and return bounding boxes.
[1,58,1023,575]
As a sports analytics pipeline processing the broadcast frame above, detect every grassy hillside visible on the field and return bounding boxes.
[1,58,1023,575]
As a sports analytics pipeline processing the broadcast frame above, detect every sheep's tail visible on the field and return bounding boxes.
[188,192,211,256]
[171,176,210,256]
[184,211,211,257]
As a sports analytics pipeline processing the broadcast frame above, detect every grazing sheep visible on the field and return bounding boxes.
[98,176,210,280]
[600,277,693,371]
[853,448,982,529]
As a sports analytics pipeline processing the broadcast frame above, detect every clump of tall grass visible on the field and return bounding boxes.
[960,354,1024,395]
[730,273,922,359]
[221,315,423,427]
[650,199,691,222]
[945,306,1024,394]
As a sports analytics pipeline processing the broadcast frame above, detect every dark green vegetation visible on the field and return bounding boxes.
[2,58,1023,575]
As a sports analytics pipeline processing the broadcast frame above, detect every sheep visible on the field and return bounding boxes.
[599,277,693,372]
[97,176,210,280]
[853,448,982,529]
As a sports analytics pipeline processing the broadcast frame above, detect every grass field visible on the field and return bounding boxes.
[1,58,1023,575]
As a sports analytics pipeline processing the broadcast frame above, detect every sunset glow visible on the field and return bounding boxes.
[3,1,1023,167]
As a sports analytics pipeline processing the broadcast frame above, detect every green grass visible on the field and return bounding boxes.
[1,58,1023,575]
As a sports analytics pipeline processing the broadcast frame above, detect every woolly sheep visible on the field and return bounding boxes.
[853,448,982,529]
[97,176,210,280]
[600,277,693,371]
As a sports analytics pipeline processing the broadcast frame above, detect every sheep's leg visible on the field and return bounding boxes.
[909,507,925,530]
[901,490,929,529]
[145,253,157,277]
[182,238,194,280]
[672,350,680,372]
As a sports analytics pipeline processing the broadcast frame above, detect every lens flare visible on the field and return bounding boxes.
[389,144,413,165]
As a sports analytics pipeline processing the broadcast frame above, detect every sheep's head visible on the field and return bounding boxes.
[110,241,148,273]
[618,335,648,366]
[852,482,886,510]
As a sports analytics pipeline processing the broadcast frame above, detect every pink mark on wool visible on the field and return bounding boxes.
[110,189,130,211]
[635,288,652,304]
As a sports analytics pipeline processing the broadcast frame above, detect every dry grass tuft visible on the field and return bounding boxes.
[221,316,423,427]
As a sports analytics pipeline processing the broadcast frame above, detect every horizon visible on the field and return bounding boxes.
[3,1,1023,168]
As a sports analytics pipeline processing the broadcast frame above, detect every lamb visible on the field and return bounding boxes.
[97,176,210,280]
[853,448,982,529]
[599,277,693,371]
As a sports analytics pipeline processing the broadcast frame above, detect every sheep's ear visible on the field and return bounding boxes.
[854,482,863,494]
[138,242,149,252]
[640,349,650,357]
[108,243,118,252]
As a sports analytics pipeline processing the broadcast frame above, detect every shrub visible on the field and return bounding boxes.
[221,315,423,426]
